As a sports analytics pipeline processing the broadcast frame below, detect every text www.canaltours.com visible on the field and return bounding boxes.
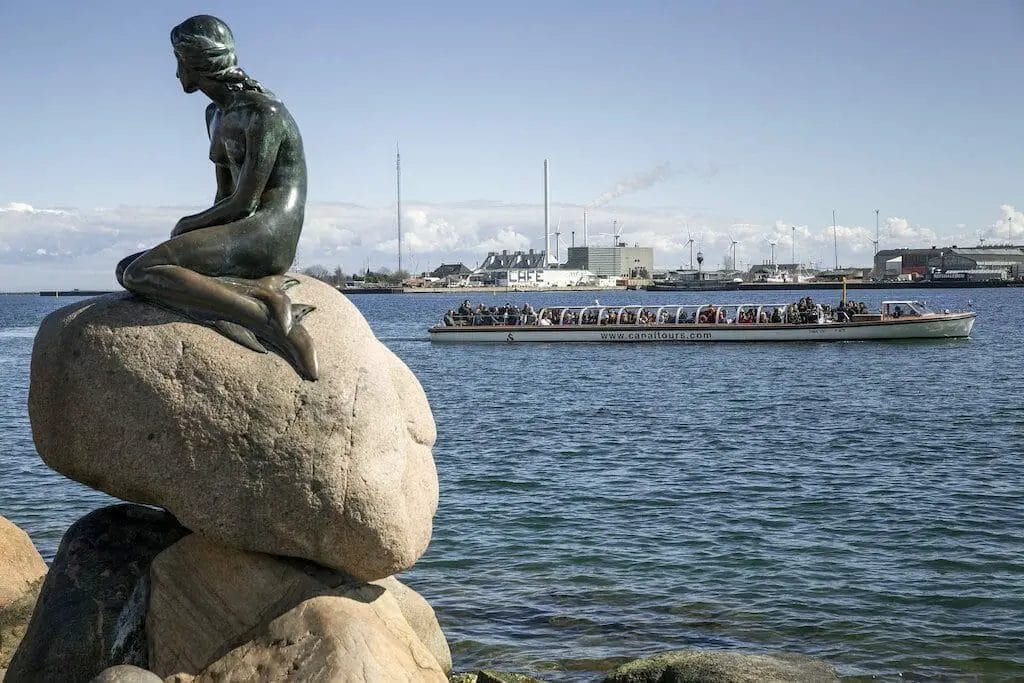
[599,331,714,341]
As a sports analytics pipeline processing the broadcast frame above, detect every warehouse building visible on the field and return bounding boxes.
[564,245,655,278]
[873,245,1024,280]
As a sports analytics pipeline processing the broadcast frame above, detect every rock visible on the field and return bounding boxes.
[0,515,46,670]
[185,595,446,682]
[5,505,188,683]
[147,534,450,677]
[374,575,452,673]
[448,672,547,683]
[476,671,546,683]
[602,650,839,683]
[29,275,438,581]
[89,665,163,683]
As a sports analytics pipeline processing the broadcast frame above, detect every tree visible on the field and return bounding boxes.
[301,264,331,282]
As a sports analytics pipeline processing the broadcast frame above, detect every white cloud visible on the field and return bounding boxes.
[0,202,69,216]
[985,204,1024,243]
[886,216,937,243]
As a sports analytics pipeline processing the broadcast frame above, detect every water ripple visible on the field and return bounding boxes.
[1,290,1022,681]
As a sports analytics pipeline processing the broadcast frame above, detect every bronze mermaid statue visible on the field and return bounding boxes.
[116,15,318,380]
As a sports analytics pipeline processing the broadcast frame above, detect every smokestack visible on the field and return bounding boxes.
[543,159,550,266]
[583,208,588,247]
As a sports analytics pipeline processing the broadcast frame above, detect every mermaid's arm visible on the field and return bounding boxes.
[214,166,234,203]
[172,113,281,236]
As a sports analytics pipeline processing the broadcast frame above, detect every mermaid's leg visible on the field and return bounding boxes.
[115,250,148,288]
[217,276,295,336]
[120,226,317,380]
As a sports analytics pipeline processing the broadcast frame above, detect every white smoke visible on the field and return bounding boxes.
[588,163,672,209]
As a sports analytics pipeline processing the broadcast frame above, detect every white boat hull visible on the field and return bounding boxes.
[429,313,976,343]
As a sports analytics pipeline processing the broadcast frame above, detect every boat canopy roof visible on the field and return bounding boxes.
[536,303,812,324]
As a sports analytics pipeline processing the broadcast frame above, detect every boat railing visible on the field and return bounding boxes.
[530,304,815,326]
[441,303,841,327]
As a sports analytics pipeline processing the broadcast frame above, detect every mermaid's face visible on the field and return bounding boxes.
[175,54,200,94]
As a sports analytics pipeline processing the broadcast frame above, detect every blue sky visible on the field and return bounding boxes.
[0,0,1021,288]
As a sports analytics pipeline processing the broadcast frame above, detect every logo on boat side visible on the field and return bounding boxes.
[507,332,514,342]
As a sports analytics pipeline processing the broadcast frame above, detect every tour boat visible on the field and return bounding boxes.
[429,300,976,343]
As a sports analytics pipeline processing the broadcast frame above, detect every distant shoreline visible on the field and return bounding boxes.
[1,279,1019,297]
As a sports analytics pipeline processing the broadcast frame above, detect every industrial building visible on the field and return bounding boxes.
[565,245,655,278]
[874,245,1024,280]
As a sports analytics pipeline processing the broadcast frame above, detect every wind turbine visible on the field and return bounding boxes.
[765,236,778,268]
[553,217,562,264]
[684,227,695,270]
[728,234,739,271]
[873,209,880,257]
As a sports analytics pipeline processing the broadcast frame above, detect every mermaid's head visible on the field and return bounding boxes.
[171,15,264,94]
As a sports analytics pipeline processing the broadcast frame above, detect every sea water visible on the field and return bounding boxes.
[1,288,1021,680]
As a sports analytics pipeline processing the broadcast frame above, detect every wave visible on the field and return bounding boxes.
[0,327,38,338]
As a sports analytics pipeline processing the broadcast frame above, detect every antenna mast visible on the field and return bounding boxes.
[396,143,402,276]
[543,159,550,265]
[832,210,839,269]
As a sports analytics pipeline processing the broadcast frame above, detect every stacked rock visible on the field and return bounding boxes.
[7,276,449,682]
[0,516,47,675]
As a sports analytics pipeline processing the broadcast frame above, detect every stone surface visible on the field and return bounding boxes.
[449,672,547,683]
[374,575,452,673]
[5,505,188,683]
[0,515,46,670]
[29,275,438,581]
[148,534,450,678]
[89,665,163,683]
[602,650,839,683]
[476,671,546,683]
[183,595,446,682]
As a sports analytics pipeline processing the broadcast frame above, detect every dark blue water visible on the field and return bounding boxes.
[2,289,1022,680]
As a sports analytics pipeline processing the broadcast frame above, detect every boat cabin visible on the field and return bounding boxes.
[880,300,931,319]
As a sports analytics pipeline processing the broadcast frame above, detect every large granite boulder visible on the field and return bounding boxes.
[174,595,446,682]
[602,650,839,683]
[0,516,46,670]
[89,665,162,683]
[6,505,188,683]
[375,574,452,674]
[147,534,450,677]
[29,275,438,581]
